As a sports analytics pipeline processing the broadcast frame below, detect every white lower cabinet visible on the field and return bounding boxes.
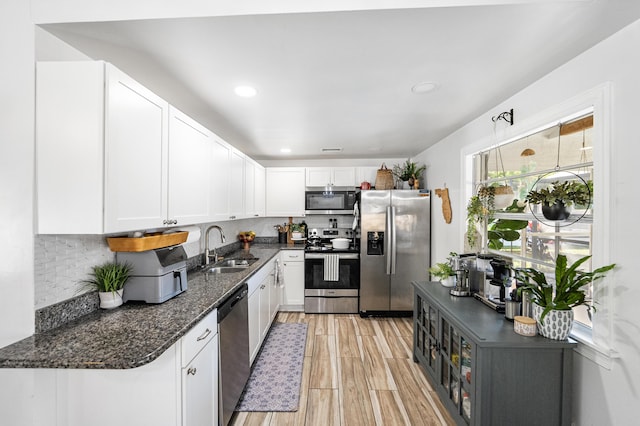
[181,310,218,426]
[29,310,218,426]
[247,256,279,364]
[281,250,305,311]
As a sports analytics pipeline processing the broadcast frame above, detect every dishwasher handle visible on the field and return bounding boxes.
[217,283,248,323]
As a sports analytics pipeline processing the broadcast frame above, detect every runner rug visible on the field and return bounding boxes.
[235,322,308,412]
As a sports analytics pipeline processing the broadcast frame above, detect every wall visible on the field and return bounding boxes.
[0,2,36,425]
[418,18,640,425]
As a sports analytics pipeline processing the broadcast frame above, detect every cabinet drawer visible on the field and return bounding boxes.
[181,309,217,367]
[281,250,304,262]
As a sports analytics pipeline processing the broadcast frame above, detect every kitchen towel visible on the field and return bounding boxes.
[323,254,340,281]
[176,225,201,258]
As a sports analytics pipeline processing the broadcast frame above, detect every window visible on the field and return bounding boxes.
[471,111,595,327]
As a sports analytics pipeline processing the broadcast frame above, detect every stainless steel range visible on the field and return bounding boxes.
[304,228,360,313]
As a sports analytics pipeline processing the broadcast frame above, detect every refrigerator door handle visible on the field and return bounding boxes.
[385,205,393,275]
[390,205,397,275]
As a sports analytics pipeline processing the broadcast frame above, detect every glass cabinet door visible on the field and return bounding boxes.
[440,318,473,424]
[414,295,439,376]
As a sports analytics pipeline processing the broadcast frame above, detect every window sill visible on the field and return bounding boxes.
[570,324,618,370]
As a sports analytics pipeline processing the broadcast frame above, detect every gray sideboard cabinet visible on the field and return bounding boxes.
[412,281,576,426]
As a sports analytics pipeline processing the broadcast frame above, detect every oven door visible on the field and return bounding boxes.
[304,253,360,292]
[304,252,360,313]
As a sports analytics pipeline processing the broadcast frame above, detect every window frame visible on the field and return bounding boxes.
[460,83,615,368]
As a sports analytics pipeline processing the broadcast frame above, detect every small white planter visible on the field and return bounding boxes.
[440,276,455,288]
[533,304,573,340]
[98,289,124,309]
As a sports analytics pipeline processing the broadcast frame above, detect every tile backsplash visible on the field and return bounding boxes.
[33,217,295,310]
[34,235,114,310]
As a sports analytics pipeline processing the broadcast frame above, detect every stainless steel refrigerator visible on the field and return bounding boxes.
[359,190,431,314]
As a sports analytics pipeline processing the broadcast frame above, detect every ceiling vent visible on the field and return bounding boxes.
[321,148,343,153]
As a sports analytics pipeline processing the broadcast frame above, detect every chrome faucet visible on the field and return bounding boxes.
[204,225,226,265]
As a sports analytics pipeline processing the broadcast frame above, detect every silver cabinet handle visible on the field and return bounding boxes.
[187,367,197,376]
[196,328,212,341]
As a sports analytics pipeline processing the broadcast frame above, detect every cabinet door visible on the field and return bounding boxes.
[248,288,261,363]
[414,294,439,379]
[182,338,216,426]
[356,166,379,186]
[332,167,357,187]
[306,168,333,187]
[254,163,266,217]
[282,254,305,307]
[440,317,473,424]
[244,158,256,217]
[210,137,231,221]
[266,168,306,216]
[259,280,271,341]
[36,61,106,234]
[229,148,245,219]
[268,266,279,322]
[167,106,211,225]
[104,64,169,233]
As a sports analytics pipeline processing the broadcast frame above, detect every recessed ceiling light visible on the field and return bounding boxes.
[411,82,439,94]
[234,85,257,98]
[280,148,291,154]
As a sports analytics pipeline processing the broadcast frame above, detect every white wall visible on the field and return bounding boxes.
[418,18,640,425]
[0,2,36,425]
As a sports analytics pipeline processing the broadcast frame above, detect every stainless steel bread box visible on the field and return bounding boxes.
[116,245,188,303]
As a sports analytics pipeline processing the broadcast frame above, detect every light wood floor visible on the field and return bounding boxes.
[232,312,454,426]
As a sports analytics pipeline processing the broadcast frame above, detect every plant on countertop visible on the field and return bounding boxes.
[429,262,456,281]
[81,261,133,293]
[514,254,615,324]
[525,180,592,208]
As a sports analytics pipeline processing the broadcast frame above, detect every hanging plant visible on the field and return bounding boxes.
[526,180,592,221]
[465,195,488,248]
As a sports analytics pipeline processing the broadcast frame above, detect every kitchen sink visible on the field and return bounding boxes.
[216,258,259,268]
[205,266,247,274]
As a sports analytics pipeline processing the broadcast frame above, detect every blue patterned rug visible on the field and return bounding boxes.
[235,322,308,412]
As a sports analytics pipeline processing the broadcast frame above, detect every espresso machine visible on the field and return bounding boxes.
[449,253,474,297]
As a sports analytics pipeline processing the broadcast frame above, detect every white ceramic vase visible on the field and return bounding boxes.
[533,304,573,340]
[99,289,124,309]
[440,276,456,288]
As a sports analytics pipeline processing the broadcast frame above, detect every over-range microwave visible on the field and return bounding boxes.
[305,189,358,215]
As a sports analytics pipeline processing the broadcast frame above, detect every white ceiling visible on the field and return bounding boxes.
[39,1,640,161]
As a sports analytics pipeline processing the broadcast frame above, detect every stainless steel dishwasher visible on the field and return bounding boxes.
[218,283,250,426]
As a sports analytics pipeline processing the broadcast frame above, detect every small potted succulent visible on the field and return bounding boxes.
[525,180,592,220]
[81,261,133,309]
[514,254,615,340]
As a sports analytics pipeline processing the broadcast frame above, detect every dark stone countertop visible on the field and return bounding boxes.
[0,244,302,370]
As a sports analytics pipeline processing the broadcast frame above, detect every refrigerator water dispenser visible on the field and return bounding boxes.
[367,231,384,255]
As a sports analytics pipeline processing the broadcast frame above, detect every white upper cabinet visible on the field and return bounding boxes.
[37,61,171,234]
[209,137,231,222]
[229,148,245,219]
[167,106,212,225]
[245,157,265,218]
[356,166,380,187]
[306,167,356,187]
[266,168,306,217]
[254,163,266,217]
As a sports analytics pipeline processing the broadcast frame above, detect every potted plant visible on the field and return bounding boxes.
[290,223,305,240]
[525,180,592,220]
[514,254,615,340]
[429,261,456,287]
[392,159,426,189]
[81,261,133,309]
[478,184,515,211]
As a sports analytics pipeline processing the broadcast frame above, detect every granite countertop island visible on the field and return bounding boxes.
[0,244,298,370]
